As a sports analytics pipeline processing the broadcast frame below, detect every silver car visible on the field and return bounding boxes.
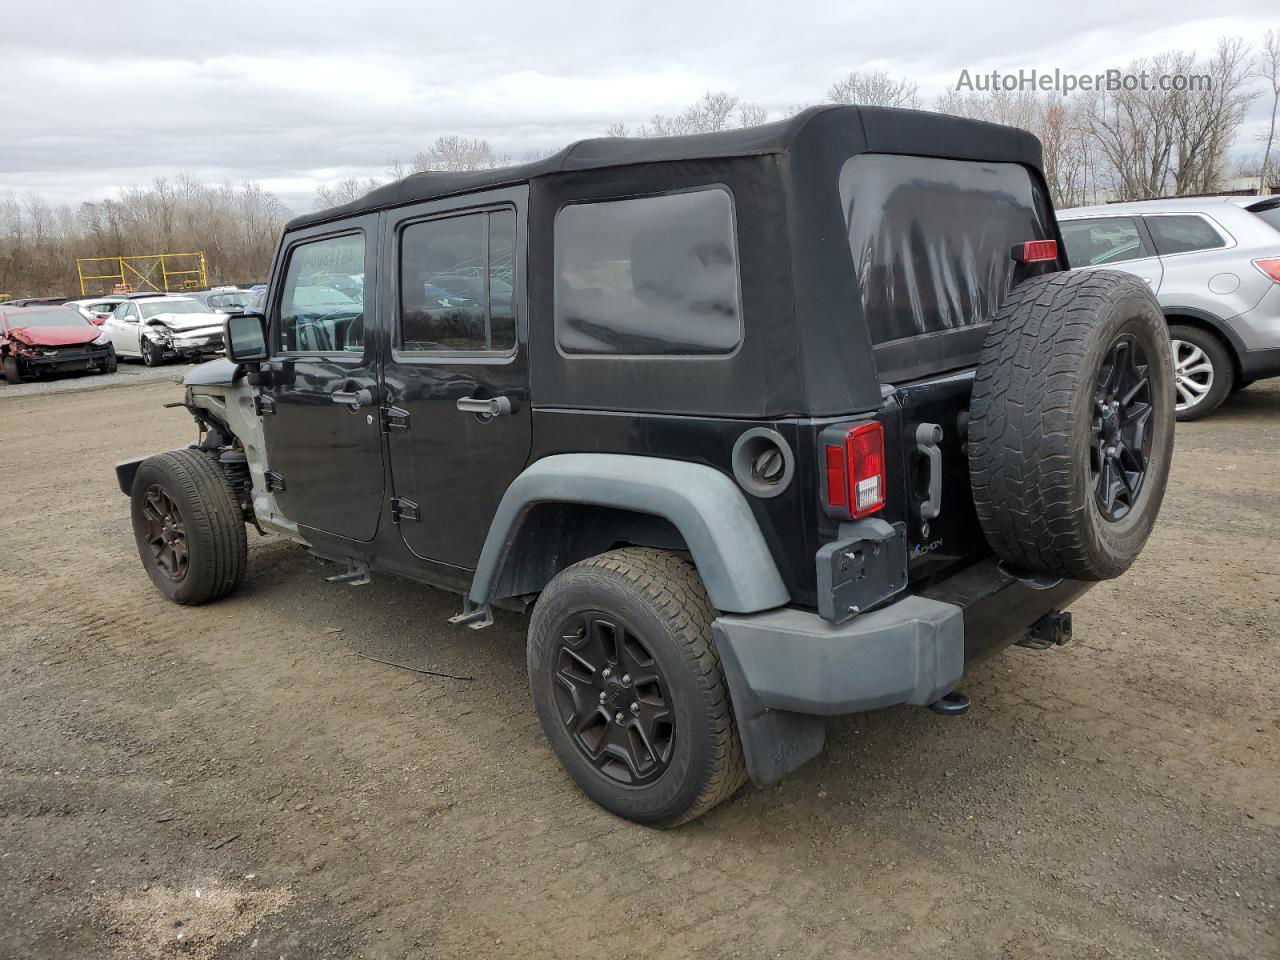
[101,295,226,366]
[1058,196,1280,419]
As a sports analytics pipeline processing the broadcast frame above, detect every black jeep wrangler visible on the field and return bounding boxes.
[117,106,1174,826]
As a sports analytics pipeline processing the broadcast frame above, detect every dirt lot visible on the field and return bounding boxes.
[0,360,195,399]
[1,378,1277,960]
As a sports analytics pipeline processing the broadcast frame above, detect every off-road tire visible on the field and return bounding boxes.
[2,356,23,384]
[1168,324,1233,421]
[528,548,746,827]
[969,269,1174,581]
[130,449,247,604]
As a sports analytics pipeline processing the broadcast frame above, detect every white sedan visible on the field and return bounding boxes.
[102,296,226,366]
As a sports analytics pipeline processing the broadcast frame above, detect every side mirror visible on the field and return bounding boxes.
[225,312,268,363]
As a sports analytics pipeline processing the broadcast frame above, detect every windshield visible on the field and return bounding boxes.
[6,307,92,329]
[140,300,211,319]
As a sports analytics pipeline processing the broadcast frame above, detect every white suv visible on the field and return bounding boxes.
[1058,196,1280,419]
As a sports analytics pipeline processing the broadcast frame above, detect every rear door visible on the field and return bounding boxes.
[379,187,532,569]
[257,217,385,542]
[1059,216,1164,292]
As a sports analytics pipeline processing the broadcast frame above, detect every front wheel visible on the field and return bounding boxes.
[130,449,247,604]
[141,338,165,367]
[527,548,746,827]
[2,356,23,384]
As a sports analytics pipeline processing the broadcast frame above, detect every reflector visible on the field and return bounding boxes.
[1014,240,1058,264]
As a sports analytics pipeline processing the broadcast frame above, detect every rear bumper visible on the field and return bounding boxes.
[713,557,1092,786]
[715,595,964,716]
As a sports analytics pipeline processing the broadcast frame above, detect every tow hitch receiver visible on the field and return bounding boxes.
[1017,611,1073,650]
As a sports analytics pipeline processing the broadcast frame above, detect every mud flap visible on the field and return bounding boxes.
[713,622,826,787]
[114,457,145,496]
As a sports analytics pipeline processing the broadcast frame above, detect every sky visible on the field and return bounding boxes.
[1,0,1277,214]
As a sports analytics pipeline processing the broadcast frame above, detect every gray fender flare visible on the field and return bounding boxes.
[468,454,790,613]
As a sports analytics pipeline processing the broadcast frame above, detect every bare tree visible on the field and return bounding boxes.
[413,135,499,172]
[934,87,1039,128]
[828,70,921,109]
[635,91,766,137]
[1169,38,1257,195]
[1084,52,1183,200]
[0,177,294,296]
[1082,40,1257,200]
[313,177,381,210]
[605,122,629,138]
[738,102,769,128]
[1257,29,1280,189]
[1037,97,1096,208]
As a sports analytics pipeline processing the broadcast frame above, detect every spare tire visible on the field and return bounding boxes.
[968,269,1174,581]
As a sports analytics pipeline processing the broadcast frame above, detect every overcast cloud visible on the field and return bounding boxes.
[2,0,1276,213]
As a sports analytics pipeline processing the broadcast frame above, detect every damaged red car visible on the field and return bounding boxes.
[0,304,117,384]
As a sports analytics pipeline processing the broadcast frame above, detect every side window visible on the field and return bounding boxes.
[1144,215,1226,256]
[398,208,516,353]
[554,188,742,356]
[277,233,365,354]
[1059,217,1152,267]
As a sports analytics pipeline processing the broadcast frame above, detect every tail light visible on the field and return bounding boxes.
[822,421,886,519]
[1253,258,1280,284]
[1012,240,1058,264]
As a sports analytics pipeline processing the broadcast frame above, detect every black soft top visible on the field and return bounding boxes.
[289,105,1044,231]
[286,105,1052,418]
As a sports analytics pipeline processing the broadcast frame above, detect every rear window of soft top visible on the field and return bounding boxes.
[839,154,1054,350]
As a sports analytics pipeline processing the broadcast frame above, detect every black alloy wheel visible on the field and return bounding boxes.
[553,610,675,786]
[140,484,189,582]
[1090,334,1153,522]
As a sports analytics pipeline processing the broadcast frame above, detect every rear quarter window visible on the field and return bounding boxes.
[1144,215,1226,256]
[554,188,742,357]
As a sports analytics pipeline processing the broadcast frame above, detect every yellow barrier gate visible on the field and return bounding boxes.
[75,252,209,296]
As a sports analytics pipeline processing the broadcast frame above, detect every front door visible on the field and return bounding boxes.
[258,217,385,542]
[380,187,532,569]
[107,301,142,355]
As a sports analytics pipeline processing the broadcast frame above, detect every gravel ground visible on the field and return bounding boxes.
[0,377,1276,960]
[0,360,194,399]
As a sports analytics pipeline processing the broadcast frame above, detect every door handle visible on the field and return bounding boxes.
[456,396,514,418]
[332,387,375,408]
